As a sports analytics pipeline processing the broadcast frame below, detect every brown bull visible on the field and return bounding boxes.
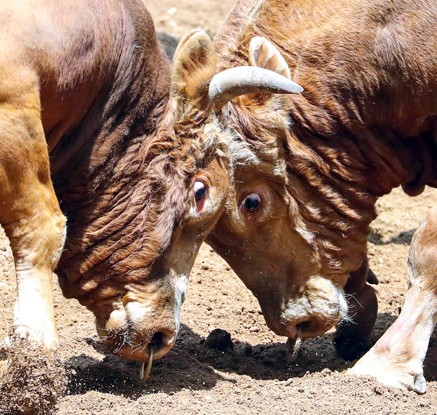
[176,0,437,393]
[0,0,299,375]
[0,0,227,365]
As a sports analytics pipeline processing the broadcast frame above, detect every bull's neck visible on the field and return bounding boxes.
[284,93,425,277]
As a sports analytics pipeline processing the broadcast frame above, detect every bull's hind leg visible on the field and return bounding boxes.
[0,84,66,354]
[348,209,437,393]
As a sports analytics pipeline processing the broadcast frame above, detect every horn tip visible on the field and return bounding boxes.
[290,83,304,94]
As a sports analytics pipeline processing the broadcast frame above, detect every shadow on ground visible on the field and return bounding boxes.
[58,314,412,393]
[369,228,416,245]
[64,312,436,399]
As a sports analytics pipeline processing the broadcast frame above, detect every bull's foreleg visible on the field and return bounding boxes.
[0,94,66,354]
[334,258,378,360]
[348,209,437,393]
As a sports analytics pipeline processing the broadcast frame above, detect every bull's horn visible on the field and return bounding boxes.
[208,66,303,110]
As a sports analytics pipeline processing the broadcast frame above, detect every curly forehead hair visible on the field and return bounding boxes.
[221,98,290,185]
[174,105,232,175]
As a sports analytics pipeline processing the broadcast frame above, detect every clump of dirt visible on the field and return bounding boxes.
[205,329,235,351]
[0,338,66,415]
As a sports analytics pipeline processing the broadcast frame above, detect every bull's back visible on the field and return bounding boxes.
[0,0,156,152]
[216,0,437,128]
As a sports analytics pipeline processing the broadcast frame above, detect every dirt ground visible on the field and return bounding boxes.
[1,1,436,414]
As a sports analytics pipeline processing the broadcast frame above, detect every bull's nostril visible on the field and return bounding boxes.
[149,331,174,351]
[150,332,164,349]
[297,321,312,332]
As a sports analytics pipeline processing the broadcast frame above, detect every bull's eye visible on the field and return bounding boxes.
[194,180,208,203]
[242,193,262,212]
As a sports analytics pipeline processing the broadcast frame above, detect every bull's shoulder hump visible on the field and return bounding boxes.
[0,0,145,79]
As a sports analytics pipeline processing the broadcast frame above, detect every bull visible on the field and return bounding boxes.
[179,0,436,393]
[0,0,298,379]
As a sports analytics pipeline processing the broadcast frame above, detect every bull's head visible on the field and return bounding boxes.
[55,30,302,366]
[191,35,372,353]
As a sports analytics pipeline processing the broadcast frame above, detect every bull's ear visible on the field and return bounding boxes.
[172,29,217,113]
[236,36,299,107]
[249,36,291,79]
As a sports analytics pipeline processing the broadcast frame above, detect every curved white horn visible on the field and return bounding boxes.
[208,66,303,109]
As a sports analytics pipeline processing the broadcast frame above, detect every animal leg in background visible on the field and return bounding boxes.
[0,81,66,353]
[349,209,437,393]
[334,257,378,360]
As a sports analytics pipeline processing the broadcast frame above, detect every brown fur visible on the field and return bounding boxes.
[197,0,436,390]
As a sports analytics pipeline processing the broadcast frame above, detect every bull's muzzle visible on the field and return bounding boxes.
[95,300,178,363]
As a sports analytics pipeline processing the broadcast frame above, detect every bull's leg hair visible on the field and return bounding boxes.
[334,258,378,361]
[348,209,437,393]
[0,82,66,353]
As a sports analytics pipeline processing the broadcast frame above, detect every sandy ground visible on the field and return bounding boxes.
[0,1,436,414]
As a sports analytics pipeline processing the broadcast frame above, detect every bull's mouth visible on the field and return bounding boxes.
[276,276,349,360]
[97,331,176,362]
[284,318,337,361]
[296,318,337,339]
[91,330,173,380]
[96,319,176,362]
[283,315,337,341]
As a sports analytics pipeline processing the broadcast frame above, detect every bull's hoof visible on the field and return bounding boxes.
[333,330,371,361]
[348,357,427,394]
[0,338,66,415]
